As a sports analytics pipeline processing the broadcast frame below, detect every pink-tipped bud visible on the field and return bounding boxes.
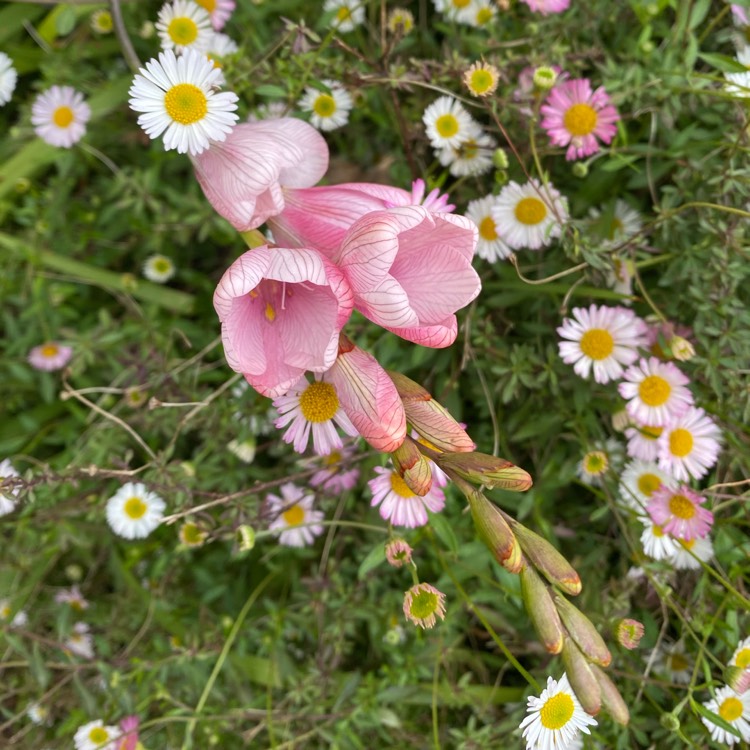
[520,564,564,654]
[591,664,630,725]
[726,665,750,695]
[616,618,645,650]
[508,519,582,596]
[562,637,602,716]
[385,539,413,568]
[436,452,533,492]
[467,492,522,573]
[387,371,474,453]
[391,435,433,496]
[553,594,611,667]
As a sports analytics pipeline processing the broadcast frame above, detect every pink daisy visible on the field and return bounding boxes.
[647,485,713,541]
[266,483,324,547]
[618,357,693,426]
[557,304,648,384]
[540,78,620,160]
[27,341,73,371]
[657,406,722,481]
[309,444,360,493]
[520,0,570,14]
[625,422,664,461]
[194,0,235,29]
[368,465,445,528]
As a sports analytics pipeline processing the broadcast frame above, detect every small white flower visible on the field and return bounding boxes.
[31,86,90,148]
[422,95,479,149]
[639,515,679,561]
[730,636,750,670]
[142,254,176,283]
[0,52,18,106]
[465,194,513,262]
[0,598,28,628]
[455,0,497,27]
[247,101,289,121]
[65,622,95,660]
[701,686,750,745]
[156,0,213,53]
[27,702,51,726]
[618,459,675,510]
[589,199,642,247]
[90,9,114,34]
[106,482,166,539]
[671,535,713,570]
[54,585,89,611]
[0,458,19,516]
[228,438,256,463]
[324,0,366,32]
[726,47,750,98]
[298,79,353,131]
[207,31,239,62]
[73,719,121,750]
[438,129,496,177]
[625,422,664,461]
[267,483,324,547]
[656,641,692,685]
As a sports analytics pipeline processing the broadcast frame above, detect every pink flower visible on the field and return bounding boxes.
[385,538,413,568]
[520,0,570,14]
[540,79,620,160]
[28,342,73,371]
[647,485,713,541]
[118,715,140,750]
[657,406,722,481]
[191,119,329,231]
[309,444,360,493]
[213,246,353,397]
[336,205,480,348]
[197,0,235,29]
[369,464,445,527]
[625,423,664,461]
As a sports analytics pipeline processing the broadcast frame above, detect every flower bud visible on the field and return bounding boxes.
[391,436,433,496]
[520,564,564,654]
[492,148,509,170]
[726,665,750,695]
[508,519,581,596]
[236,525,256,552]
[615,618,645,650]
[591,664,630,725]
[533,66,557,91]
[659,712,680,731]
[571,162,589,179]
[436,452,532,492]
[468,492,521,573]
[385,539,413,568]
[553,594,611,667]
[561,638,602,716]
[670,336,695,362]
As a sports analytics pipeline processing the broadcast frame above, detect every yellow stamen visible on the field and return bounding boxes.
[123,497,147,519]
[282,504,304,526]
[435,113,459,138]
[164,83,208,125]
[563,103,598,137]
[299,382,339,423]
[478,216,498,241]
[637,473,662,497]
[514,196,547,226]
[53,106,74,128]
[638,375,671,407]
[313,94,336,118]
[579,328,614,360]
[668,493,695,520]
[168,17,199,46]
[539,692,575,730]
[389,472,415,499]
[719,696,744,722]
[668,428,693,458]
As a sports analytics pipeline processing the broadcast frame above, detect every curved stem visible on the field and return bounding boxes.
[110,0,141,73]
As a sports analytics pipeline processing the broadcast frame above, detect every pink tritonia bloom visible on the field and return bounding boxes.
[118,715,140,750]
[540,78,619,161]
[310,444,360,493]
[557,304,648,384]
[213,246,353,397]
[625,422,664,461]
[323,336,406,452]
[273,376,358,455]
[369,465,445,528]
[618,357,693,427]
[27,342,73,371]
[191,119,329,232]
[195,0,235,29]
[657,406,722,481]
[520,0,570,14]
[336,205,480,348]
[406,178,455,213]
[647,485,713,541]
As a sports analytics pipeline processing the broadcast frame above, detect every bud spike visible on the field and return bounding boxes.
[520,564,564,654]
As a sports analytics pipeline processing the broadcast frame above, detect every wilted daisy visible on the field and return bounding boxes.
[618,459,675,510]
[463,60,500,97]
[519,673,597,750]
[26,702,51,726]
[105,482,166,539]
[577,440,623,486]
[731,637,750,670]
[368,465,445,528]
[31,86,90,148]
[324,0,365,32]
[492,178,568,250]
[298,79,353,131]
[658,642,692,684]
[403,583,446,629]
[385,538,413,568]
[625,422,663,461]
[178,520,208,547]
[142,254,176,283]
[672,535,713,570]
[520,0,571,14]
[465,194,512,262]
[647,484,713,541]
[0,599,28,628]
[309,445,360,493]
[0,458,19,516]
[28,341,73,371]
[422,95,479,149]
[227,437,256,463]
[0,51,18,105]
[639,516,679,561]
[657,406,722,482]
[129,48,239,156]
[273,377,358,456]
[618,357,693,426]
[54,586,89,611]
[267,483,324,547]
[156,0,213,53]
[90,9,113,34]
[438,130,496,177]
[590,199,642,247]
[64,622,95,659]
[701,686,750,745]
[456,0,496,27]
[605,255,636,301]
[74,719,121,750]
[194,0,235,29]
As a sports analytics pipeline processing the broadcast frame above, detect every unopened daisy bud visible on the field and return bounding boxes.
[533,66,557,91]
[553,593,611,667]
[508,519,582,596]
[611,409,631,432]
[467,492,521,573]
[90,9,113,34]
[387,8,414,34]
[591,664,630,725]
[385,538,413,568]
[179,521,207,548]
[561,638,602,716]
[520,564,564,654]
[435,451,532,491]
[616,618,645,650]
[492,147,509,170]
[571,162,589,178]
[391,436,433,496]
[65,564,83,582]
[659,711,680,731]
[726,665,750,695]
[403,583,446,629]
[139,20,155,39]
[236,524,256,552]
[670,336,695,362]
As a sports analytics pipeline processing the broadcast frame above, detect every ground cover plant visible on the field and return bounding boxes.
[1,0,750,747]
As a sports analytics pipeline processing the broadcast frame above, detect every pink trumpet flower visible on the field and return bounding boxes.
[191,118,329,231]
[324,335,406,453]
[214,246,353,397]
[336,205,480,348]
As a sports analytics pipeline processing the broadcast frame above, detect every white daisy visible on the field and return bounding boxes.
[31,86,90,148]
[465,194,513,262]
[156,0,213,53]
[0,52,18,106]
[422,95,480,149]
[207,31,239,67]
[324,0,366,32]
[726,47,750,98]
[128,48,239,156]
[657,642,692,685]
[0,458,19,516]
[0,598,28,628]
[227,437,256,463]
[74,719,121,750]
[194,0,235,30]
[492,178,568,250]
[625,422,664,461]
[657,406,722,482]
[589,199,642,247]
[618,459,675,510]
[105,482,166,539]
[639,516,679,561]
[519,673,597,750]
[65,622,95,659]
[298,79,353,131]
[54,586,89,611]
[730,637,750,670]
[438,130,496,177]
[247,100,289,121]
[142,254,176,283]
[605,255,635,301]
[455,0,497,27]
[701,686,750,745]
[267,483,324,547]
[90,9,114,34]
[26,702,51,726]
[672,535,713,570]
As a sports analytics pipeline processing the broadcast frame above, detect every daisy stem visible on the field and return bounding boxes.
[109,0,141,73]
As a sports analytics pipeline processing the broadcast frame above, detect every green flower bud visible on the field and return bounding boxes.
[571,162,589,178]
[236,525,256,552]
[591,664,630,725]
[492,148,509,170]
[468,492,521,573]
[391,436,433,496]
[553,593,611,667]
[520,564,564,654]
[533,66,557,91]
[436,451,532,492]
[561,637,602,716]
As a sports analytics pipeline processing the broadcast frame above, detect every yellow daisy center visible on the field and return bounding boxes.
[668,428,694,458]
[583,451,608,474]
[680,538,695,551]
[88,727,110,744]
[668,653,688,671]
[458,139,479,159]
[153,259,171,274]
[469,69,494,94]
[41,344,60,358]
[0,606,10,618]
[71,600,84,611]
[668,493,695,520]
[408,588,439,619]
[164,83,208,125]
[123,496,147,519]
[168,17,199,46]
[181,522,204,545]
[435,113,459,138]
[514,196,547,226]
[389,472,415,499]
[53,106,74,128]
[637,473,662,497]
[92,11,113,32]
[195,0,216,11]
[313,94,337,118]
[638,374,671,407]
[282,504,305,526]
[478,216,498,241]
[641,425,663,441]
[476,7,493,24]
[579,328,614,360]
[539,692,575,730]
[652,524,665,538]
[735,648,750,669]
[324,451,342,466]
[563,103,598,137]
[299,382,339,423]
[336,7,352,21]
[719,696,744,722]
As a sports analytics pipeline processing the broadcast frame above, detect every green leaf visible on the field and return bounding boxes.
[357,542,386,580]
[430,511,459,554]
[697,52,749,73]
[254,84,288,98]
[55,5,77,36]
